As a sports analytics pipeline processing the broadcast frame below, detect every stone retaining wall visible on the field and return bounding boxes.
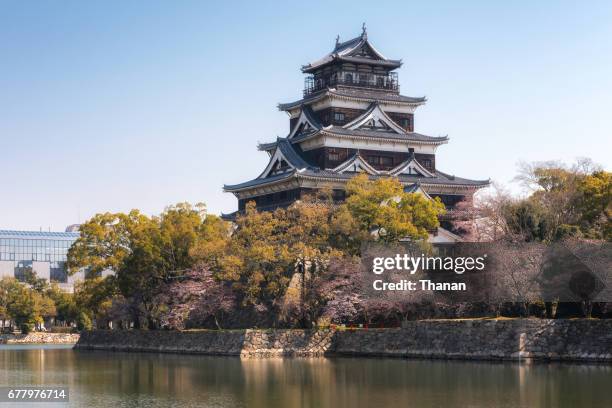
[1,332,80,344]
[76,329,332,357]
[75,319,612,362]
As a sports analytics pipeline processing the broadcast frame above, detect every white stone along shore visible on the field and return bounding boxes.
[0,332,80,344]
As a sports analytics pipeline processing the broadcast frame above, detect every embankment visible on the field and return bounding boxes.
[75,319,612,362]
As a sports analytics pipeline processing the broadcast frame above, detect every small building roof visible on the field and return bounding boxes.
[0,230,80,240]
[301,27,402,73]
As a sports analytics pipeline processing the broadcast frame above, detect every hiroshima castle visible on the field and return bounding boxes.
[224,26,489,241]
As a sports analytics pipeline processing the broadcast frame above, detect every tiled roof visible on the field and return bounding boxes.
[290,126,448,144]
[331,87,426,104]
[227,131,486,194]
[0,230,80,240]
[276,138,313,170]
[223,169,297,191]
[220,211,239,221]
[296,169,490,187]
[301,32,402,73]
[404,183,421,193]
[257,141,278,151]
[278,88,426,111]
[224,167,490,193]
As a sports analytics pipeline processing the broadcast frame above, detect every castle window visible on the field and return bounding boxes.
[334,112,345,123]
[380,156,393,167]
[345,73,353,84]
[332,190,346,201]
[422,159,432,169]
[328,150,340,161]
[401,118,410,129]
[368,156,380,165]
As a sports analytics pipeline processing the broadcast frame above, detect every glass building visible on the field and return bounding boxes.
[0,229,82,292]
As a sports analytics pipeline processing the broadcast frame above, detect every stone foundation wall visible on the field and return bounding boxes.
[1,332,80,344]
[76,329,333,357]
[333,320,612,362]
[75,319,612,362]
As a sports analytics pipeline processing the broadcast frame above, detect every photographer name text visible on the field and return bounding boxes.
[371,254,487,292]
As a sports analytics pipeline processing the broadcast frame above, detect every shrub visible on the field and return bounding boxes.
[76,312,92,331]
[19,322,34,334]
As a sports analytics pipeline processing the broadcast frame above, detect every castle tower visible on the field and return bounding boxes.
[223,27,489,229]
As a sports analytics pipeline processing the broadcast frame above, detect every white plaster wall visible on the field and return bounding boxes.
[32,261,51,281]
[0,261,14,278]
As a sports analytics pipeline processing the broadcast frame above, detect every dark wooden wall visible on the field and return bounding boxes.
[289,108,414,132]
[301,147,435,171]
[239,187,347,212]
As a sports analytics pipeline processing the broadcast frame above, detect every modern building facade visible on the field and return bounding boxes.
[0,229,84,292]
[223,27,489,240]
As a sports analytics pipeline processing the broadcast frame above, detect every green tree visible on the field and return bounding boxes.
[34,292,57,326]
[217,202,293,308]
[67,211,136,276]
[3,278,38,333]
[76,311,92,331]
[511,161,610,242]
[46,284,79,325]
[342,174,445,243]
[73,276,117,328]
[0,279,10,327]
[158,203,227,271]
[576,171,611,240]
[67,202,227,328]
[503,199,551,242]
[22,267,48,293]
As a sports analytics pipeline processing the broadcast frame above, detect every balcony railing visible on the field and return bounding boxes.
[304,71,398,96]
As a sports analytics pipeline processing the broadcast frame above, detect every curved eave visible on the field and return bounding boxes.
[220,211,239,221]
[419,180,491,189]
[223,170,297,193]
[257,141,278,152]
[278,90,427,112]
[291,129,449,146]
[224,171,490,194]
[338,55,402,67]
[301,56,402,73]
[295,172,491,189]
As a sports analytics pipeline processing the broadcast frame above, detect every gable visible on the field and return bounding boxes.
[343,38,388,60]
[288,107,321,139]
[389,157,435,178]
[343,103,406,134]
[258,146,304,179]
[332,153,380,175]
[349,42,379,59]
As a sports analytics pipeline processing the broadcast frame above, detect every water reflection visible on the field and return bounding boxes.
[0,345,610,408]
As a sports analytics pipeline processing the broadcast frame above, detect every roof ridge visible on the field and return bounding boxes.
[334,35,362,51]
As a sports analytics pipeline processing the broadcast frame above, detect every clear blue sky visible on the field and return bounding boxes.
[1,0,611,231]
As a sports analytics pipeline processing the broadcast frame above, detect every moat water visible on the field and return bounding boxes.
[1,344,611,407]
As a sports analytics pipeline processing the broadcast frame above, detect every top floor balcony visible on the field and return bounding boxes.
[304,71,399,96]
